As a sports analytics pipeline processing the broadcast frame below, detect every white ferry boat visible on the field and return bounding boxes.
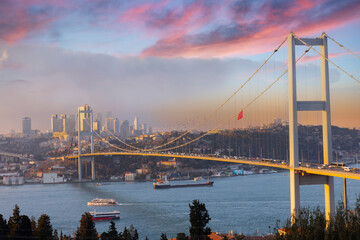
[87,198,118,206]
[90,210,120,221]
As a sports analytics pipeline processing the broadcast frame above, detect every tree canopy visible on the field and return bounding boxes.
[189,200,211,240]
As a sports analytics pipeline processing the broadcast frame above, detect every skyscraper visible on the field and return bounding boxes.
[105,117,115,132]
[22,117,31,134]
[78,105,92,133]
[114,118,120,134]
[120,120,130,139]
[96,112,102,131]
[134,116,139,130]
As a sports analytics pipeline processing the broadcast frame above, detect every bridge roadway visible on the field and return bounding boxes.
[67,152,360,181]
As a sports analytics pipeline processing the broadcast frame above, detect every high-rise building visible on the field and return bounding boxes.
[96,112,102,130]
[148,126,153,135]
[63,114,75,134]
[141,123,147,134]
[51,114,75,135]
[22,117,31,134]
[105,117,115,132]
[114,118,120,134]
[93,120,101,133]
[120,120,130,139]
[134,116,139,130]
[51,114,62,132]
[78,105,92,133]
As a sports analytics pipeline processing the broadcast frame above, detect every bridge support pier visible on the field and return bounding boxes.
[288,32,335,225]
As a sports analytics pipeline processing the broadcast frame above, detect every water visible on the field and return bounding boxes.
[0,172,359,239]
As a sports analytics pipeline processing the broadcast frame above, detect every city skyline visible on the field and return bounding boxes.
[0,0,359,133]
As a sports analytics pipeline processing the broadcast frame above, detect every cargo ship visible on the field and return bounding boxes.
[90,210,120,221]
[87,198,118,206]
[153,180,214,189]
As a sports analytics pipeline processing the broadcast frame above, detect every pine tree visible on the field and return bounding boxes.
[53,229,59,240]
[19,215,32,239]
[31,216,37,235]
[101,221,119,240]
[160,232,168,240]
[37,214,53,240]
[108,221,119,240]
[189,200,211,240]
[8,204,21,239]
[75,212,98,240]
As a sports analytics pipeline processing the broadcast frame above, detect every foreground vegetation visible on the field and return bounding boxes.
[275,197,360,240]
[1,197,359,240]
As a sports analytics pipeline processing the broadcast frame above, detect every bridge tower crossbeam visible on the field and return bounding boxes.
[288,32,335,224]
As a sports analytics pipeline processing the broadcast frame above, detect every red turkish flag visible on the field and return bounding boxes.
[237,110,243,120]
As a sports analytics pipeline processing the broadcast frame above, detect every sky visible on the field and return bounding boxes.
[0,0,359,133]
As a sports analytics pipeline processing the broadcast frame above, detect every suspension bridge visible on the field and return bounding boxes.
[65,32,360,224]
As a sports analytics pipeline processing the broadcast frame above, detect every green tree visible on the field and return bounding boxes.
[101,221,119,240]
[0,214,9,240]
[75,212,98,240]
[53,229,59,240]
[8,205,32,239]
[176,233,188,240]
[120,225,138,240]
[19,215,33,239]
[160,232,168,240]
[275,197,360,240]
[31,216,37,235]
[8,204,21,239]
[189,200,211,240]
[37,214,53,240]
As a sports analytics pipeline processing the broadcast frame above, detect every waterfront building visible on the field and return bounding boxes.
[22,117,31,134]
[43,173,65,183]
[124,172,136,181]
[3,176,24,185]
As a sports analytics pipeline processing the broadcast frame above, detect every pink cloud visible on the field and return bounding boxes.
[299,51,360,64]
[0,0,68,44]
[141,0,360,58]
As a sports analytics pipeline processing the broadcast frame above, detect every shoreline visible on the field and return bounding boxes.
[1,169,289,186]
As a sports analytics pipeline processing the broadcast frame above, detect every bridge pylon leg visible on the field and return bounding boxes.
[290,170,300,222]
[325,176,335,225]
[91,158,95,181]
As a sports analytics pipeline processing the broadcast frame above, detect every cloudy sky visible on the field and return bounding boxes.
[0,0,359,133]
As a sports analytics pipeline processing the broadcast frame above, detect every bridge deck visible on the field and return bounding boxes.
[67,152,360,180]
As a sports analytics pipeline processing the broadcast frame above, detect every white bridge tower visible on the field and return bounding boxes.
[288,32,335,224]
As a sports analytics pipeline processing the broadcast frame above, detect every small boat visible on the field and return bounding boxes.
[87,198,118,206]
[90,210,120,221]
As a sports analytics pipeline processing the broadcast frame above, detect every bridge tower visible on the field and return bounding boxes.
[78,104,95,181]
[288,32,335,224]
